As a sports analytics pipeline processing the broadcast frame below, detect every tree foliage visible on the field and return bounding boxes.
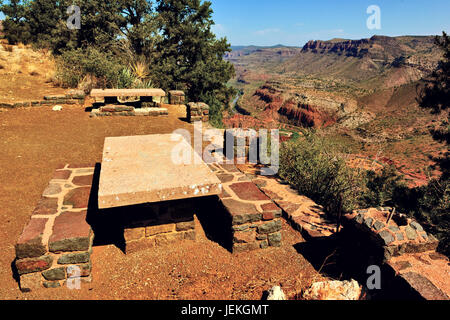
[154,0,234,101]
[279,131,364,217]
[415,31,450,256]
[0,0,235,125]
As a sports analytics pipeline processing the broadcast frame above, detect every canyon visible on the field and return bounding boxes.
[224,35,446,184]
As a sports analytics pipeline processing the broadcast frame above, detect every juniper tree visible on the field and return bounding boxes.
[0,0,31,44]
[154,0,234,103]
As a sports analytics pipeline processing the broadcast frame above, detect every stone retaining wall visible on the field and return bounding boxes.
[0,92,85,109]
[343,207,439,261]
[342,207,449,299]
[187,102,209,123]
[15,165,95,292]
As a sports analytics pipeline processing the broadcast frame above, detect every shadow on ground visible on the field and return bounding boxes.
[195,196,233,253]
[85,164,233,254]
[178,117,190,123]
[86,163,126,253]
[293,231,421,300]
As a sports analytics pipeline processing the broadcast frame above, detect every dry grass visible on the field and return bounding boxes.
[0,43,64,103]
[0,43,56,77]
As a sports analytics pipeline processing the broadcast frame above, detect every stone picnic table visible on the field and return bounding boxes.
[97,134,222,253]
[89,89,169,117]
[98,134,222,209]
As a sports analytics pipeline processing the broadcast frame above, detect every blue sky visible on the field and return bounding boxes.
[210,0,450,46]
[1,1,449,47]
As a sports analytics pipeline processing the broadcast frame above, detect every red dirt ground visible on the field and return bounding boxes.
[0,103,322,300]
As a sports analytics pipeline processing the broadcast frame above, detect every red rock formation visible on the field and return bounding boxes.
[278,100,336,129]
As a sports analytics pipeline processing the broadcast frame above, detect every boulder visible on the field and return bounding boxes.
[303,279,362,300]
[266,286,286,300]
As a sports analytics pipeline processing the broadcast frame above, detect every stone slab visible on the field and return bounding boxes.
[15,218,48,259]
[90,88,166,97]
[229,182,270,201]
[48,211,92,252]
[98,134,222,209]
[400,272,449,300]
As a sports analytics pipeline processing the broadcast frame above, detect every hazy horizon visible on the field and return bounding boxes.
[229,34,442,48]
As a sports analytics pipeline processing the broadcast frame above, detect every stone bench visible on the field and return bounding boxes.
[208,163,283,253]
[90,88,167,113]
[90,88,166,99]
[15,165,95,292]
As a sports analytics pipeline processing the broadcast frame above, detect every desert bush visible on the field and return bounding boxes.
[358,165,408,208]
[415,177,450,256]
[117,68,135,89]
[116,61,154,89]
[279,131,364,217]
[54,47,123,88]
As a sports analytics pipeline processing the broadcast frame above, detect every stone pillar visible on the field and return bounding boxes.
[223,128,259,163]
[187,102,209,123]
[169,90,185,105]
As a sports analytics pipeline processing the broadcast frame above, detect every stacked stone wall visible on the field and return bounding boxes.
[15,165,95,291]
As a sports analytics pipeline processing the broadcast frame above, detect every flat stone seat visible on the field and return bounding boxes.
[90,88,166,98]
[15,165,95,292]
[98,134,222,209]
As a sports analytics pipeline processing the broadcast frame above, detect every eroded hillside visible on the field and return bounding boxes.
[225,35,446,184]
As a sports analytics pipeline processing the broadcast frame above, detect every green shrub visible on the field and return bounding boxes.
[200,91,225,128]
[279,131,364,217]
[416,177,450,256]
[54,47,124,88]
[359,165,408,208]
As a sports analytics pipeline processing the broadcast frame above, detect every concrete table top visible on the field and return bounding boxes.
[98,134,222,209]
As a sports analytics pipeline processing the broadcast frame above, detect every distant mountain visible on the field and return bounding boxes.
[278,35,441,88]
[226,45,300,59]
[224,34,445,182]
